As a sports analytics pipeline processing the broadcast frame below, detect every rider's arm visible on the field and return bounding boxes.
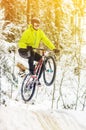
[18,29,29,49]
[40,30,56,50]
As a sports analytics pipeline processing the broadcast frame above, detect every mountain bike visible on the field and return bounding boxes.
[21,49,56,102]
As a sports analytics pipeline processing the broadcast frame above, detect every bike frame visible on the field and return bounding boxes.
[33,50,45,80]
[26,49,45,84]
[34,59,43,75]
[26,49,54,85]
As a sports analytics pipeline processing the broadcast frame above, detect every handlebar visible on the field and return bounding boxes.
[33,48,45,51]
[33,48,60,54]
[28,47,60,57]
[33,48,53,56]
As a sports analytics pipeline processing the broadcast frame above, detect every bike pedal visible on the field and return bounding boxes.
[46,69,53,72]
[31,75,37,79]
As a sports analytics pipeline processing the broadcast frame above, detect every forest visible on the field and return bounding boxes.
[0,0,86,110]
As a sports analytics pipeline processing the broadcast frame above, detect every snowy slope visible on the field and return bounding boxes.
[0,101,86,130]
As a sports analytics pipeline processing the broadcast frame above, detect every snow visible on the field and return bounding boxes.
[0,100,86,130]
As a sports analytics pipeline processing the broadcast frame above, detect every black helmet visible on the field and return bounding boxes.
[31,17,40,24]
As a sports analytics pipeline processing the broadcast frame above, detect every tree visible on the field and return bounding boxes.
[1,0,17,22]
[27,0,39,24]
[0,0,25,25]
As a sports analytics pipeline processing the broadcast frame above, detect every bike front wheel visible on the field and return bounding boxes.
[43,56,56,86]
[21,74,36,102]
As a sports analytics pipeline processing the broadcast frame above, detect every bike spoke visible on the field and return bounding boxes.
[43,56,56,86]
[21,74,36,101]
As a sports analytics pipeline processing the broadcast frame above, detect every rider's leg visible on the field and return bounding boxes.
[34,53,43,80]
[34,52,42,85]
[28,50,35,75]
[37,62,44,81]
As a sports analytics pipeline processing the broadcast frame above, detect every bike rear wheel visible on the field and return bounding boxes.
[21,74,36,102]
[43,56,56,86]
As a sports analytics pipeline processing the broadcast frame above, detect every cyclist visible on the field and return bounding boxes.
[18,17,59,84]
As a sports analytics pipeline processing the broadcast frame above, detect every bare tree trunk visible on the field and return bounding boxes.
[82,95,86,111]
[57,71,65,109]
[51,82,56,109]
[75,9,82,110]
[31,0,39,17]
[27,0,31,24]
[27,0,39,24]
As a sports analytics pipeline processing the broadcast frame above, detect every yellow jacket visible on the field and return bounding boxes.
[18,24,55,50]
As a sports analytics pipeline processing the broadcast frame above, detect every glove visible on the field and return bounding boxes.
[53,49,60,53]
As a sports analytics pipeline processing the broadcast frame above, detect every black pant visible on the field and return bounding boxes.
[18,48,42,79]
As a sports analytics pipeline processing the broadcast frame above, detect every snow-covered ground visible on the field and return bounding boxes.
[0,100,86,130]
